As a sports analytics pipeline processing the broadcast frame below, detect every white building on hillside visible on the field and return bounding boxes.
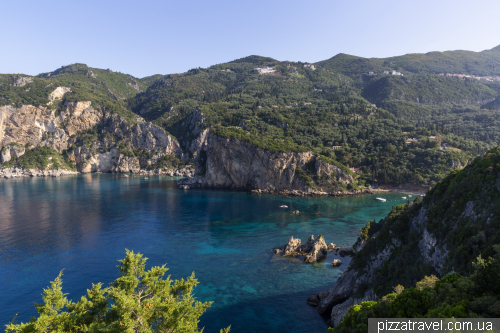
[254,67,275,74]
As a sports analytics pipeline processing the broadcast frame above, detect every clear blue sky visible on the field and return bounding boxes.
[2,0,500,78]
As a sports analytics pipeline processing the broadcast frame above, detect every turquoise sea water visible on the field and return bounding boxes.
[0,175,408,332]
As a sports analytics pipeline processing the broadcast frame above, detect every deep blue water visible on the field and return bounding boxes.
[0,175,408,332]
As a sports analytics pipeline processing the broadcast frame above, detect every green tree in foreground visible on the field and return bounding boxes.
[6,250,230,333]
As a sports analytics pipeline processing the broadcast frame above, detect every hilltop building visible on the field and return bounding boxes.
[303,63,316,70]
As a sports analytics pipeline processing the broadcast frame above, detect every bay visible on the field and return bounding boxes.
[0,174,407,332]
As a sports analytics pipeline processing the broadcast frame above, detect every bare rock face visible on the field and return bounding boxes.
[300,235,316,253]
[317,269,358,315]
[304,236,328,263]
[315,159,353,184]
[201,133,316,192]
[47,87,71,104]
[0,101,184,175]
[66,101,93,117]
[176,128,358,195]
[280,235,328,263]
[11,76,33,87]
[116,156,141,173]
[0,147,11,163]
[10,145,25,158]
[283,236,302,255]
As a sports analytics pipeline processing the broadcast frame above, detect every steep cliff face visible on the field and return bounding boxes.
[313,146,500,327]
[0,91,187,175]
[0,101,100,152]
[178,131,361,195]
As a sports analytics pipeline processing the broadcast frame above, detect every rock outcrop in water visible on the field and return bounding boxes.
[275,235,332,263]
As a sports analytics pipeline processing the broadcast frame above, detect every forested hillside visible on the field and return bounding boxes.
[317,45,500,76]
[2,44,500,188]
[318,145,500,331]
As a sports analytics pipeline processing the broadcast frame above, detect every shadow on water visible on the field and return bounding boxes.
[199,287,333,333]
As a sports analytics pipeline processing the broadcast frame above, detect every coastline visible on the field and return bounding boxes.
[0,167,193,179]
[250,188,374,197]
[0,168,79,178]
[371,183,429,195]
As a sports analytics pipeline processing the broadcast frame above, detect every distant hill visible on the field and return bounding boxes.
[317,45,500,76]
[1,43,500,188]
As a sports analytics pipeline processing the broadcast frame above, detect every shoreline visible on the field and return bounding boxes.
[0,167,193,179]
[0,169,429,198]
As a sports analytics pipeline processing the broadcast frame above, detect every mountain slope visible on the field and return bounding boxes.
[312,145,500,325]
[317,44,500,76]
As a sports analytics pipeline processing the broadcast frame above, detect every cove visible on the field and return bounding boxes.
[0,175,407,332]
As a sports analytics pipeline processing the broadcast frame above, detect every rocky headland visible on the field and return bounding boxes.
[0,99,361,191]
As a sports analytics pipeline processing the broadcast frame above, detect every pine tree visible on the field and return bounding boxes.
[6,250,230,333]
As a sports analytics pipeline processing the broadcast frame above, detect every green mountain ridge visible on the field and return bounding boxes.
[1,44,500,188]
[317,44,500,76]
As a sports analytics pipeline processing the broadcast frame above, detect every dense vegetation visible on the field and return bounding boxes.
[6,250,230,333]
[331,146,500,332]
[317,45,500,76]
[332,256,500,333]
[2,46,500,186]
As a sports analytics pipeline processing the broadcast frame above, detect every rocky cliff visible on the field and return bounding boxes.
[177,130,364,195]
[0,87,191,176]
[311,146,500,327]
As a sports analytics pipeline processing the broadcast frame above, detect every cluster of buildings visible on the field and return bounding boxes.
[369,70,403,76]
[438,73,500,81]
[303,63,316,70]
[405,138,418,144]
[254,67,275,74]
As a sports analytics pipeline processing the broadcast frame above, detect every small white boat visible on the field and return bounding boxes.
[144,177,149,180]
[402,196,407,199]
[408,195,412,197]
[375,197,386,202]
[420,194,424,197]
[280,205,288,208]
